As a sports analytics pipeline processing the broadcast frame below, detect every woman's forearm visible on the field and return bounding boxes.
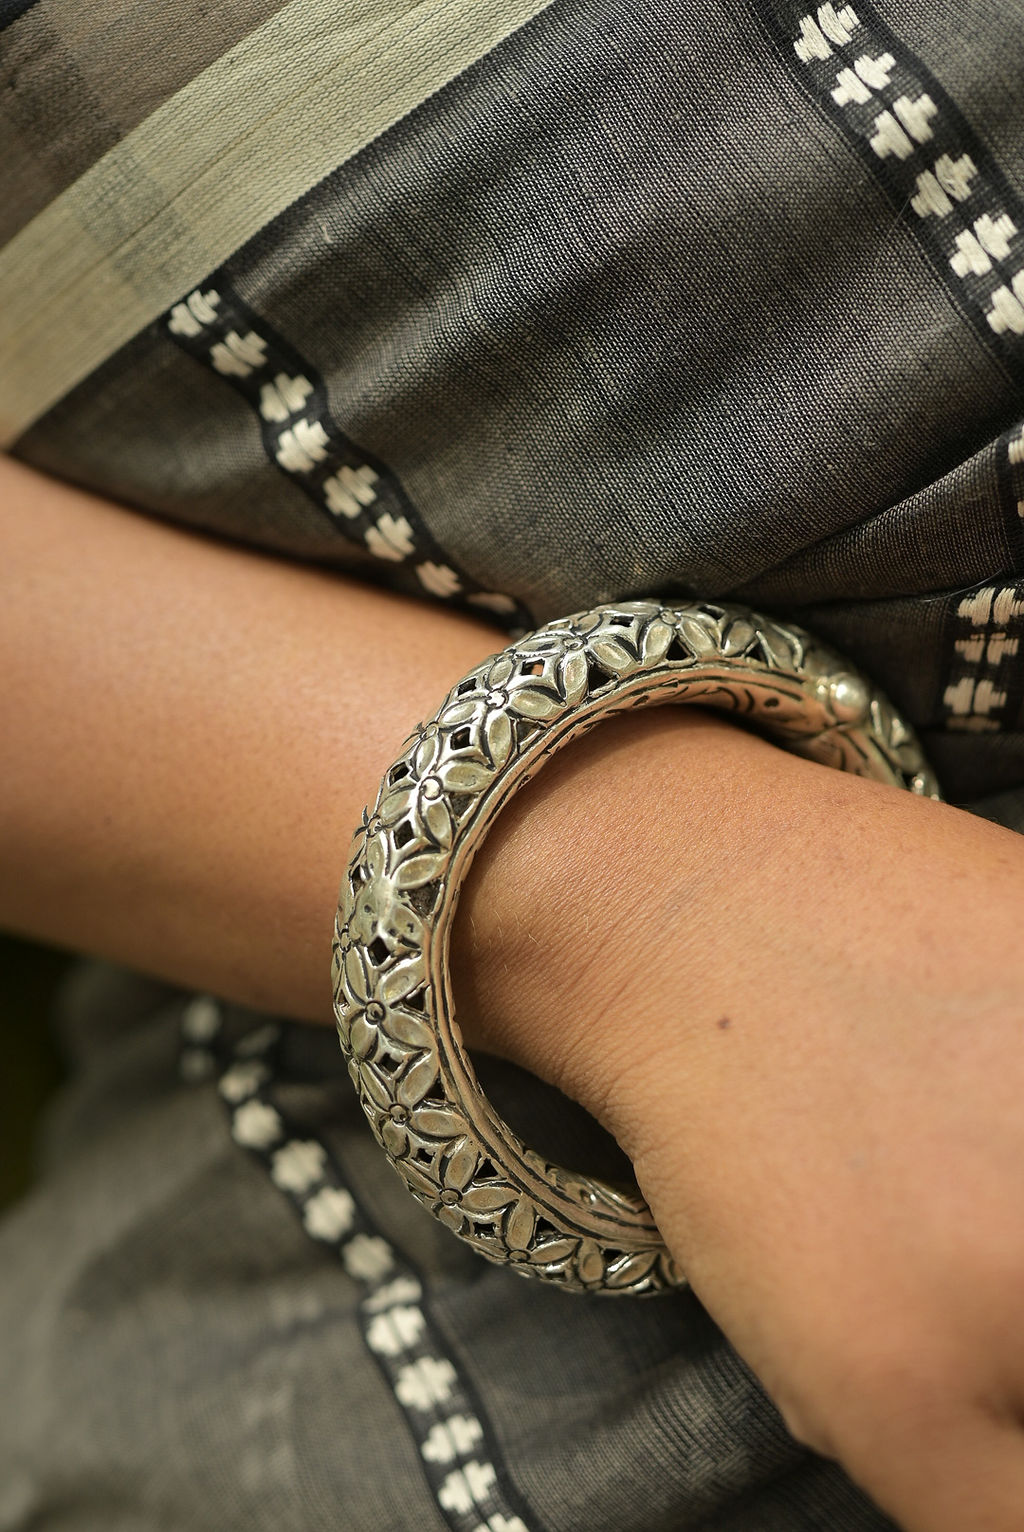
[0,456,743,1042]
[0,455,507,1019]
[4,449,1024,1072]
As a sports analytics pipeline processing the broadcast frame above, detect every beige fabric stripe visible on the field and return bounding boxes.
[0,0,293,244]
[0,0,553,446]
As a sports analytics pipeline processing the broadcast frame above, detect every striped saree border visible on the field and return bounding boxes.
[753,0,1024,381]
[0,0,297,242]
[161,277,530,625]
[0,0,554,446]
[179,1000,542,1532]
[752,1,1024,739]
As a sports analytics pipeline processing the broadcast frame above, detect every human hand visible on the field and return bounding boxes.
[453,706,1024,1531]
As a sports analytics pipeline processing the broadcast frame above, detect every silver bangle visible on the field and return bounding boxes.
[332,599,939,1296]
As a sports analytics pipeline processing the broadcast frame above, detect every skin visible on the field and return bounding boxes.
[4,454,1024,1529]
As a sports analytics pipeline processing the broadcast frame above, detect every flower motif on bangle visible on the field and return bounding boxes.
[339,936,429,1057]
[585,605,677,675]
[429,643,589,773]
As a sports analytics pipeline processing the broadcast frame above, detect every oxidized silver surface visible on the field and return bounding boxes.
[333,600,940,1296]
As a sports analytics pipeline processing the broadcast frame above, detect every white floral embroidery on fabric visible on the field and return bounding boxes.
[950,214,1017,278]
[988,273,1024,336]
[259,372,314,422]
[323,464,379,518]
[210,330,268,377]
[910,154,978,218]
[788,0,1024,585]
[181,994,221,1042]
[212,1011,537,1531]
[421,1415,485,1465]
[167,288,221,337]
[467,592,518,615]
[958,587,1024,627]
[868,94,937,161]
[302,1185,356,1241]
[218,1059,270,1103]
[162,281,524,622]
[893,93,938,142]
[342,1233,394,1283]
[417,561,462,598]
[365,512,415,561]
[943,674,1006,721]
[361,1275,423,1313]
[394,1355,458,1411]
[944,584,1024,732]
[831,50,893,106]
[365,1305,426,1357]
[438,1460,497,1515]
[232,1098,283,1149]
[270,1139,327,1194]
[275,418,330,472]
[793,4,859,62]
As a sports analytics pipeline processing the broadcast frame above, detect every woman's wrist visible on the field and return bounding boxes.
[451,696,1024,1168]
[450,703,796,1138]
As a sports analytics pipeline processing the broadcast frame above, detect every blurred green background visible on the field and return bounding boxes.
[0,934,70,1210]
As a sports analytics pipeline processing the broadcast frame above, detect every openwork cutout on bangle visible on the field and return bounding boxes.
[333,600,939,1296]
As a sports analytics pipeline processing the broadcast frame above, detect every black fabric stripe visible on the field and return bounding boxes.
[1001,438,1024,731]
[995,424,1024,577]
[161,276,533,631]
[750,1,1024,743]
[750,0,1024,386]
[161,276,418,552]
[1004,657,1024,735]
[181,1008,542,1532]
[927,436,1024,734]
[935,573,1024,734]
[0,0,41,33]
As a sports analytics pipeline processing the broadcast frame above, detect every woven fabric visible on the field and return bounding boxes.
[0,970,894,1532]
[4,0,1024,800]
[2,1,1024,1526]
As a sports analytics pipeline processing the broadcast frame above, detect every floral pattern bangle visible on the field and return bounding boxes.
[332,599,940,1296]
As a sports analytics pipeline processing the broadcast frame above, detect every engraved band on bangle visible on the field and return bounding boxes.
[332,599,940,1297]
